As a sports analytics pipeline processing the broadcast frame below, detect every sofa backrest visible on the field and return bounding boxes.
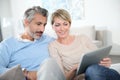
[70,25,96,40]
[44,25,105,48]
[45,25,96,40]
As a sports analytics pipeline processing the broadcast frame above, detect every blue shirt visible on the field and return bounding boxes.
[0,34,54,74]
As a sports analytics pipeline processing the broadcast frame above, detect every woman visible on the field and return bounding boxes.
[48,9,120,80]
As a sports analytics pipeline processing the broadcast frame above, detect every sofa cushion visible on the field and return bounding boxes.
[70,25,96,40]
[93,40,102,48]
[0,65,26,80]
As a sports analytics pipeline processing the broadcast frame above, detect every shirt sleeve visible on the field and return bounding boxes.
[48,43,65,74]
[79,35,97,50]
[0,42,10,74]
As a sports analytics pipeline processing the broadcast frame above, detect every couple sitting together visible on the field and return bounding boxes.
[0,6,120,80]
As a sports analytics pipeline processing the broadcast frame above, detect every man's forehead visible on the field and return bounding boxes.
[33,13,47,22]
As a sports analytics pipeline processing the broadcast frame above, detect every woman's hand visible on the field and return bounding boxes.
[99,57,111,67]
[66,64,78,80]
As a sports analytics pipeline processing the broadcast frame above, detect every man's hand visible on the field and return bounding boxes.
[23,70,37,80]
[27,71,37,80]
[99,57,111,67]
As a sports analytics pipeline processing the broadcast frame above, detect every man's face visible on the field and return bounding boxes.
[25,13,47,40]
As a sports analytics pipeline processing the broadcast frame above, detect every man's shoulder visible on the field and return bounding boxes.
[0,37,18,48]
[1,37,16,43]
[42,34,55,42]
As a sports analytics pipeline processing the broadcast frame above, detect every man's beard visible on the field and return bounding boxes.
[27,29,43,40]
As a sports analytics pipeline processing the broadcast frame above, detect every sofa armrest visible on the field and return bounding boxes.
[96,30,107,47]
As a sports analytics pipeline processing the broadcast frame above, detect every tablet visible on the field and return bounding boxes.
[76,45,112,75]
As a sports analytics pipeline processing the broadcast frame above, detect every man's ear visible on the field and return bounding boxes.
[23,19,29,27]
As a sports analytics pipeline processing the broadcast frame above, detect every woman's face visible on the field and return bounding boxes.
[52,17,70,39]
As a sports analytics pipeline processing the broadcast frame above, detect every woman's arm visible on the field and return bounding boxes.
[65,64,78,80]
[48,43,64,73]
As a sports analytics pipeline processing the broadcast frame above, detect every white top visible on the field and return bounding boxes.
[48,35,97,73]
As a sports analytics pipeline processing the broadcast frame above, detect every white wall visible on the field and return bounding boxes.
[10,0,42,36]
[2,0,120,55]
[71,0,120,55]
[11,0,42,19]
[0,0,14,39]
[85,0,120,44]
[66,0,120,46]
[0,0,12,18]
[84,0,120,55]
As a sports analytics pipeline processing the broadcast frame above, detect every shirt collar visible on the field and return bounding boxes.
[16,34,33,42]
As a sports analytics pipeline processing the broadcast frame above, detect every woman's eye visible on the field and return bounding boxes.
[63,23,68,26]
[55,24,60,27]
[64,23,68,26]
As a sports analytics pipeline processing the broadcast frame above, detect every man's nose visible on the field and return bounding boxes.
[39,26,45,32]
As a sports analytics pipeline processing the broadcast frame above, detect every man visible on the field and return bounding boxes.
[0,6,54,80]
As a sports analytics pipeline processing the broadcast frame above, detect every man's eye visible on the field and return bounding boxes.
[37,22,42,25]
[44,23,47,27]
[37,23,42,25]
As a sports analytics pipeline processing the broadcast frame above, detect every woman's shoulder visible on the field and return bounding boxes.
[76,34,91,41]
[49,40,58,46]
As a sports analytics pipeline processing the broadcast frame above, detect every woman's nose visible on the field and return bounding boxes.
[60,26,64,30]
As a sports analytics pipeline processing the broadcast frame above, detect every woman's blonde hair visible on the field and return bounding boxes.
[51,9,71,25]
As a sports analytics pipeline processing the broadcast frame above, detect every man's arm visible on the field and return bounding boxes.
[22,68,37,80]
[0,42,10,74]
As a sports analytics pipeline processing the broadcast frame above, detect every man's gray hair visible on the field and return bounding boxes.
[23,6,48,22]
